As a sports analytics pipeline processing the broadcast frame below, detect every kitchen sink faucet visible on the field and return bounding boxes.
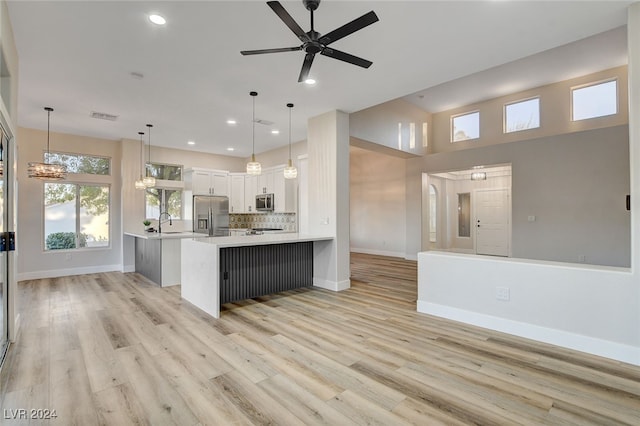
[158,211,172,233]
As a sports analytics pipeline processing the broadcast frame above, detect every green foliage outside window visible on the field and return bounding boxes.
[45,152,110,175]
[45,232,88,250]
[146,163,182,181]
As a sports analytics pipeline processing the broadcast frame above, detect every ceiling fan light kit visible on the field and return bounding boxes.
[241,0,379,83]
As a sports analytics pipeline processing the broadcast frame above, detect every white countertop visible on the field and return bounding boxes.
[182,233,333,248]
[125,231,202,240]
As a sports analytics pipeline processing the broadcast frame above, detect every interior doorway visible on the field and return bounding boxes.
[425,164,511,256]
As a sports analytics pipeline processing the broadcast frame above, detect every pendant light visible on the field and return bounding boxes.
[283,102,297,179]
[142,123,156,187]
[134,131,146,190]
[27,107,67,180]
[246,91,261,175]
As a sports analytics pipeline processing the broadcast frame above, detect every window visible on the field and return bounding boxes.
[146,162,182,181]
[451,111,479,142]
[458,193,471,238]
[429,184,437,243]
[504,97,540,133]
[44,183,110,250]
[146,188,182,220]
[572,79,617,121]
[45,152,110,175]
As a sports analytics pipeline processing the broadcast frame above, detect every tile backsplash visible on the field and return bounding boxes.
[230,213,297,231]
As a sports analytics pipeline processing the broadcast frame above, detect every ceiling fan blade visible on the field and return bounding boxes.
[267,1,310,42]
[241,46,302,55]
[319,11,379,45]
[298,53,315,82]
[320,48,372,68]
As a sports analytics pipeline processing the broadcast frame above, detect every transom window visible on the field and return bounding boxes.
[504,97,540,133]
[571,79,617,121]
[44,183,110,250]
[146,162,183,181]
[451,111,479,142]
[45,152,110,175]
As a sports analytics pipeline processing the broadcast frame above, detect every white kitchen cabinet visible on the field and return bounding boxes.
[185,168,229,196]
[244,174,257,212]
[271,166,296,213]
[257,170,275,195]
[229,173,245,213]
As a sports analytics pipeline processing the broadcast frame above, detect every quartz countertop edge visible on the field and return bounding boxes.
[182,233,334,247]
[124,231,202,240]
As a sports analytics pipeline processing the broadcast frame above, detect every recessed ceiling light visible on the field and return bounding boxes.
[271,129,280,134]
[227,147,235,152]
[187,140,195,145]
[304,78,316,85]
[226,119,237,125]
[149,14,166,25]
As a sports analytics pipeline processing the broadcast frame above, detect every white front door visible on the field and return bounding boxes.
[475,188,510,256]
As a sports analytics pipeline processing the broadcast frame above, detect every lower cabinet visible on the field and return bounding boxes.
[134,238,181,286]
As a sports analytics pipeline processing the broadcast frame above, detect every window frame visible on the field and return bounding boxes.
[44,151,112,176]
[145,186,183,221]
[146,161,183,182]
[570,78,618,122]
[503,96,541,134]
[43,182,111,252]
[451,111,480,143]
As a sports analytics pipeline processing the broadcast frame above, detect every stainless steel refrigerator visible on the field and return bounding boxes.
[193,195,229,236]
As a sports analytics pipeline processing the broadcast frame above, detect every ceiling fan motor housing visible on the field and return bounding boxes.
[303,0,320,11]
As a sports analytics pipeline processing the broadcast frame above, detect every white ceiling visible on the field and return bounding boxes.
[7,1,632,158]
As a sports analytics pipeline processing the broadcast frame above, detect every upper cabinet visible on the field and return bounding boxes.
[185,168,229,196]
[229,173,245,213]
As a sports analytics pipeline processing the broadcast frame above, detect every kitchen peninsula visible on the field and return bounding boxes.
[181,233,333,318]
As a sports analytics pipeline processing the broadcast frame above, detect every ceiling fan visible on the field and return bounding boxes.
[241,0,379,83]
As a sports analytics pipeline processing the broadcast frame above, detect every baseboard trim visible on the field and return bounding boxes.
[313,277,350,292]
[122,265,135,273]
[417,301,640,366]
[17,264,122,281]
[350,247,406,259]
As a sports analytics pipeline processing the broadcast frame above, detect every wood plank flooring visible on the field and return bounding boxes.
[0,252,639,425]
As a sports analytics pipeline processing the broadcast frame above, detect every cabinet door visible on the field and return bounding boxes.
[245,175,257,212]
[230,175,245,213]
[211,173,229,196]
[192,171,212,195]
[258,170,275,194]
[272,167,286,212]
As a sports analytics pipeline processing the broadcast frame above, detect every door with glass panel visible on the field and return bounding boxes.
[0,128,10,363]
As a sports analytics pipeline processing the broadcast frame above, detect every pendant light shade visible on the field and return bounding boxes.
[246,91,261,175]
[28,107,67,180]
[142,123,156,187]
[134,131,146,189]
[283,102,297,179]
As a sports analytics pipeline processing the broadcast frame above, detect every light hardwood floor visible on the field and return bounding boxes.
[1,252,639,425]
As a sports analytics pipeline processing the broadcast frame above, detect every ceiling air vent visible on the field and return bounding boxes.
[90,111,119,121]
[254,118,274,126]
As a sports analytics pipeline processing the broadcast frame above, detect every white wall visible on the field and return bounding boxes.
[418,252,639,364]
[308,110,350,291]
[350,146,407,258]
[16,128,123,280]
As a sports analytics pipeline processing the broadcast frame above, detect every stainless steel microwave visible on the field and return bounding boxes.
[255,193,274,211]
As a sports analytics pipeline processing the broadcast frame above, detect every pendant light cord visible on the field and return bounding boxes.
[288,103,293,160]
[252,94,256,155]
[146,124,153,168]
[139,131,145,174]
[45,107,53,156]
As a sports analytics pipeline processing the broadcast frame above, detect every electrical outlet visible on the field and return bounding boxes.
[65,253,72,261]
[496,286,510,301]
[578,255,586,263]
